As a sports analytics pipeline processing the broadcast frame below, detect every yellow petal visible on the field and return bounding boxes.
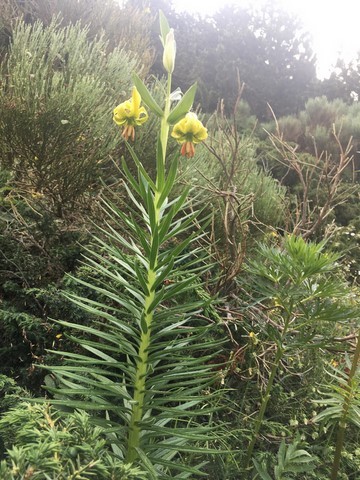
[135,106,149,125]
[193,126,208,143]
[171,113,207,145]
[113,100,132,125]
[184,114,198,131]
[171,120,187,139]
[131,86,141,116]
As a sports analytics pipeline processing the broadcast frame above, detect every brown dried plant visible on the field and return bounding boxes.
[202,80,255,294]
[267,107,356,239]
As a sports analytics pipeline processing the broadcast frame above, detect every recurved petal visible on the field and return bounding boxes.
[135,107,149,125]
[193,126,208,143]
[171,119,187,140]
[113,101,132,125]
[131,86,141,116]
[171,132,185,142]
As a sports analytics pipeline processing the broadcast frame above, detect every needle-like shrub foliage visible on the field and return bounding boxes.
[0,17,138,215]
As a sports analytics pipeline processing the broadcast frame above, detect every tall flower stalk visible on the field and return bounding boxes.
[122,17,209,460]
[45,12,218,478]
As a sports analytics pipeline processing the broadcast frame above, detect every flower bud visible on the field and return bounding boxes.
[163,29,176,74]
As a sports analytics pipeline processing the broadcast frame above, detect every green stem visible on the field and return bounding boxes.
[126,72,173,463]
[160,73,172,165]
[245,343,284,468]
[245,314,291,469]
[126,266,158,463]
[330,329,360,480]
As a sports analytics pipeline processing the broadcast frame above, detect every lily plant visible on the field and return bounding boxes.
[44,12,222,479]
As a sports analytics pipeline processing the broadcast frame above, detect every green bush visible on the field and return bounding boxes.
[0,17,139,216]
[0,375,29,415]
[0,403,147,479]
[184,132,286,230]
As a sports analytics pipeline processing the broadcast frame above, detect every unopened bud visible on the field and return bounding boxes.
[163,29,176,73]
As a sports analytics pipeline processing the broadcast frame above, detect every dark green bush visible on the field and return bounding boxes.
[0,403,147,479]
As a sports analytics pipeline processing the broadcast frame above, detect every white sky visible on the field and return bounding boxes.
[172,0,360,78]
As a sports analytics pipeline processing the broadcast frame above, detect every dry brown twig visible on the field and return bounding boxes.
[195,74,257,294]
[266,105,355,239]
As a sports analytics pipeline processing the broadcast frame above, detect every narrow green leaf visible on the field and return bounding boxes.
[146,186,157,233]
[81,254,144,303]
[157,236,193,269]
[148,443,219,454]
[162,276,198,301]
[46,399,121,412]
[125,142,157,193]
[147,288,165,314]
[156,136,165,189]
[253,459,273,480]
[149,227,160,270]
[135,448,160,479]
[61,293,133,330]
[95,223,147,260]
[81,345,118,363]
[121,158,141,196]
[158,189,190,242]
[159,10,171,45]
[137,172,149,208]
[157,157,178,207]
[140,314,148,334]
[131,216,151,257]
[148,458,208,477]
[167,83,197,125]
[88,241,122,267]
[46,349,117,364]
[122,180,144,214]
[167,186,190,217]
[100,197,144,233]
[45,370,121,390]
[163,211,198,243]
[157,205,177,243]
[153,258,174,290]
[134,261,150,295]
[132,72,163,117]
[65,280,141,317]
[62,337,135,360]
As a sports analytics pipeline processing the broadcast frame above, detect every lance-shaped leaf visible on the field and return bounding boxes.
[159,10,171,46]
[133,73,163,117]
[167,83,197,125]
[157,157,178,208]
[156,137,165,190]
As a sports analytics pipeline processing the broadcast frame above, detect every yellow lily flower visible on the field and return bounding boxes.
[113,87,148,141]
[171,112,208,158]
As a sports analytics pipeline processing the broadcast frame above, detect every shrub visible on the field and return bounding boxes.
[0,17,139,216]
[0,403,147,479]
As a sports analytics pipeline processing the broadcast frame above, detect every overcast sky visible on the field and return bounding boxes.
[172,0,360,78]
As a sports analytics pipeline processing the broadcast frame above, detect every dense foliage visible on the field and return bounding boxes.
[0,1,359,479]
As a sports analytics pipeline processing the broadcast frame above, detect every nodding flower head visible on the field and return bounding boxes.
[113,87,148,141]
[171,112,208,158]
